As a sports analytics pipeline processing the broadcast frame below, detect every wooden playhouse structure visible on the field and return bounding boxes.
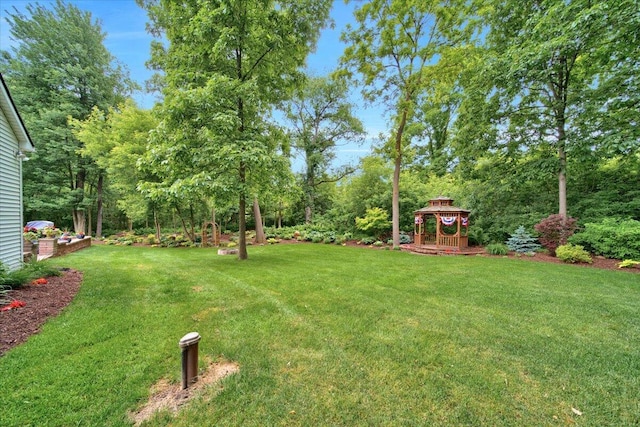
[411,197,482,255]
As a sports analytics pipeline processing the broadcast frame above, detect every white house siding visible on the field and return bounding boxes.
[0,105,23,270]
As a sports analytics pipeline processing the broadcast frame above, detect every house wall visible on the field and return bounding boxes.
[0,105,23,270]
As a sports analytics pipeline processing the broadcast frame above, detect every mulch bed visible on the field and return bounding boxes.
[0,269,83,356]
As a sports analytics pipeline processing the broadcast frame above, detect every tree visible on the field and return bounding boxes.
[285,76,365,224]
[0,0,133,232]
[341,0,472,248]
[138,0,332,259]
[469,0,637,219]
[71,100,158,237]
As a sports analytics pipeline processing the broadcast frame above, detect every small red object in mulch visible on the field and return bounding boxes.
[31,278,48,285]
[0,269,83,356]
[1,300,26,312]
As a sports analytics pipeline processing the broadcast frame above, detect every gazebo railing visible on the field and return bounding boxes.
[438,235,459,247]
[435,235,468,248]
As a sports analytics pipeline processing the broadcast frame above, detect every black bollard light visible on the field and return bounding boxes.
[179,332,201,389]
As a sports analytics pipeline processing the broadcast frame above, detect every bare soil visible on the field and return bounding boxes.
[128,358,239,426]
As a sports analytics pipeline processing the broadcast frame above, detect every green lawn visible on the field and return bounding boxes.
[1,244,639,426]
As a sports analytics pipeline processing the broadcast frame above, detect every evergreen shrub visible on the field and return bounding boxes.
[506,226,541,254]
[555,244,592,264]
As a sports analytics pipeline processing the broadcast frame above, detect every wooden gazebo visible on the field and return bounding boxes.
[413,197,470,251]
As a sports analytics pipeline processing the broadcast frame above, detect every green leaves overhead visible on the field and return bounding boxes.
[139,0,332,258]
[1,0,134,230]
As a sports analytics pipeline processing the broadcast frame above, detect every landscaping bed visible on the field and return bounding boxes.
[0,269,82,356]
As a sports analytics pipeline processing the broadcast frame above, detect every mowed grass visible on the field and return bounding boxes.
[1,244,639,426]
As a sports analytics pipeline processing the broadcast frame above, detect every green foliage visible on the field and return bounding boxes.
[341,0,472,246]
[506,226,541,254]
[388,234,412,245]
[355,207,391,238]
[534,214,578,256]
[360,237,376,245]
[140,0,332,260]
[71,101,158,230]
[486,243,509,256]
[618,259,640,269]
[1,0,133,230]
[0,261,61,289]
[556,244,593,264]
[569,218,640,260]
[285,76,364,223]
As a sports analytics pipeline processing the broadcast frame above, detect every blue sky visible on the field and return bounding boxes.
[0,0,384,168]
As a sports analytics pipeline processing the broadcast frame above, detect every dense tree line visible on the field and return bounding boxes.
[1,0,637,257]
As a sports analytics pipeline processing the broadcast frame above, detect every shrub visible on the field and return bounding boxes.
[399,233,412,244]
[569,218,640,260]
[618,259,640,269]
[506,226,541,254]
[360,237,376,245]
[267,238,280,244]
[534,214,578,256]
[556,244,592,264]
[323,232,336,244]
[355,207,391,239]
[486,243,509,255]
[373,241,384,247]
[0,261,61,290]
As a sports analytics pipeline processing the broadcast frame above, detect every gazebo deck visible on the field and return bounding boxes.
[405,244,485,256]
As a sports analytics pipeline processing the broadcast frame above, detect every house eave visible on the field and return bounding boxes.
[0,73,35,152]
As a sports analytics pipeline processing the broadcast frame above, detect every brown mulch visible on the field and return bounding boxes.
[1,247,637,357]
[0,269,83,356]
[499,252,640,273]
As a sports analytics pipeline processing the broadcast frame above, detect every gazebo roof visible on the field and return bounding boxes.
[414,196,470,214]
[414,206,470,214]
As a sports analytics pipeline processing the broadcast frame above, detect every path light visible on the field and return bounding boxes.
[179,332,201,389]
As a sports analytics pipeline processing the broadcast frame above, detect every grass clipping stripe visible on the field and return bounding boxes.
[129,358,239,426]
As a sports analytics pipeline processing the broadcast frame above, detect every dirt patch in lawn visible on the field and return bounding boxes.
[129,358,239,426]
[0,269,83,356]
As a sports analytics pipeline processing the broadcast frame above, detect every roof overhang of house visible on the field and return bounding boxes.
[0,73,35,152]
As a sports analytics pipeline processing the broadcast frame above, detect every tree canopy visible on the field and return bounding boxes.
[1,0,637,249]
[1,0,133,232]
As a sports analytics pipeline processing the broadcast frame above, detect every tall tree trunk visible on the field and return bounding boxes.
[72,169,86,233]
[154,208,161,240]
[238,164,248,260]
[87,202,93,237]
[558,140,567,219]
[253,197,266,244]
[277,202,283,229]
[304,152,315,224]
[189,204,196,242]
[175,205,194,241]
[392,108,409,249]
[96,173,103,238]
